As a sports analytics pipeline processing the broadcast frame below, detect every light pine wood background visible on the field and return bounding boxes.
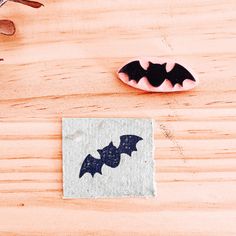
[0,0,236,235]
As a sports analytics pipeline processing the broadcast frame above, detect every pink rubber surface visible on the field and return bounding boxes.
[118,58,199,92]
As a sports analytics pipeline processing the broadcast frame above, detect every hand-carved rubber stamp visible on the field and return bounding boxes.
[118,58,199,92]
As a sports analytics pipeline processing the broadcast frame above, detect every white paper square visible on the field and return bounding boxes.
[62,118,155,198]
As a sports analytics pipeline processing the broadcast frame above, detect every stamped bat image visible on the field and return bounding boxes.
[79,135,143,178]
[118,59,198,92]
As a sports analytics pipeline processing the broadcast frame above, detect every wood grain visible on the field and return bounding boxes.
[0,0,236,235]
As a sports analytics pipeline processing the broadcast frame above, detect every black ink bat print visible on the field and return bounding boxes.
[79,135,143,178]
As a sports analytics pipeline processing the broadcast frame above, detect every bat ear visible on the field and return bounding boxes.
[162,62,167,67]
[97,149,102,155]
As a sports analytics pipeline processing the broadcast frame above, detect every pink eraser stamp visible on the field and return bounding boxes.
[117,58,199,92]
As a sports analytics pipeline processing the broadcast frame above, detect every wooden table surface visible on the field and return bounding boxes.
[0,0,236,235]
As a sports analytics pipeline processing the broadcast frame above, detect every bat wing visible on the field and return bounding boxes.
[118,135,143,156]
[79,154,104,178]
[167,63,196,86]
[119,60,146,83]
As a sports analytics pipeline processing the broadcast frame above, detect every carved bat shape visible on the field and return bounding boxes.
[79,135,143,178]
[118,58,199,92]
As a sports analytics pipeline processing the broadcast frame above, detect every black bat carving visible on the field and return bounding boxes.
[119,60,196,87]
[79,135,143,178]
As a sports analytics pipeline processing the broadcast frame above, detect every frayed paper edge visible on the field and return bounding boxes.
[62,117,157,199]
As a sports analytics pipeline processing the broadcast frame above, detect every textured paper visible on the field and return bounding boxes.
[62,118,155,198]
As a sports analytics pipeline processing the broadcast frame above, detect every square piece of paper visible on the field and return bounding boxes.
[62,118,155,198]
